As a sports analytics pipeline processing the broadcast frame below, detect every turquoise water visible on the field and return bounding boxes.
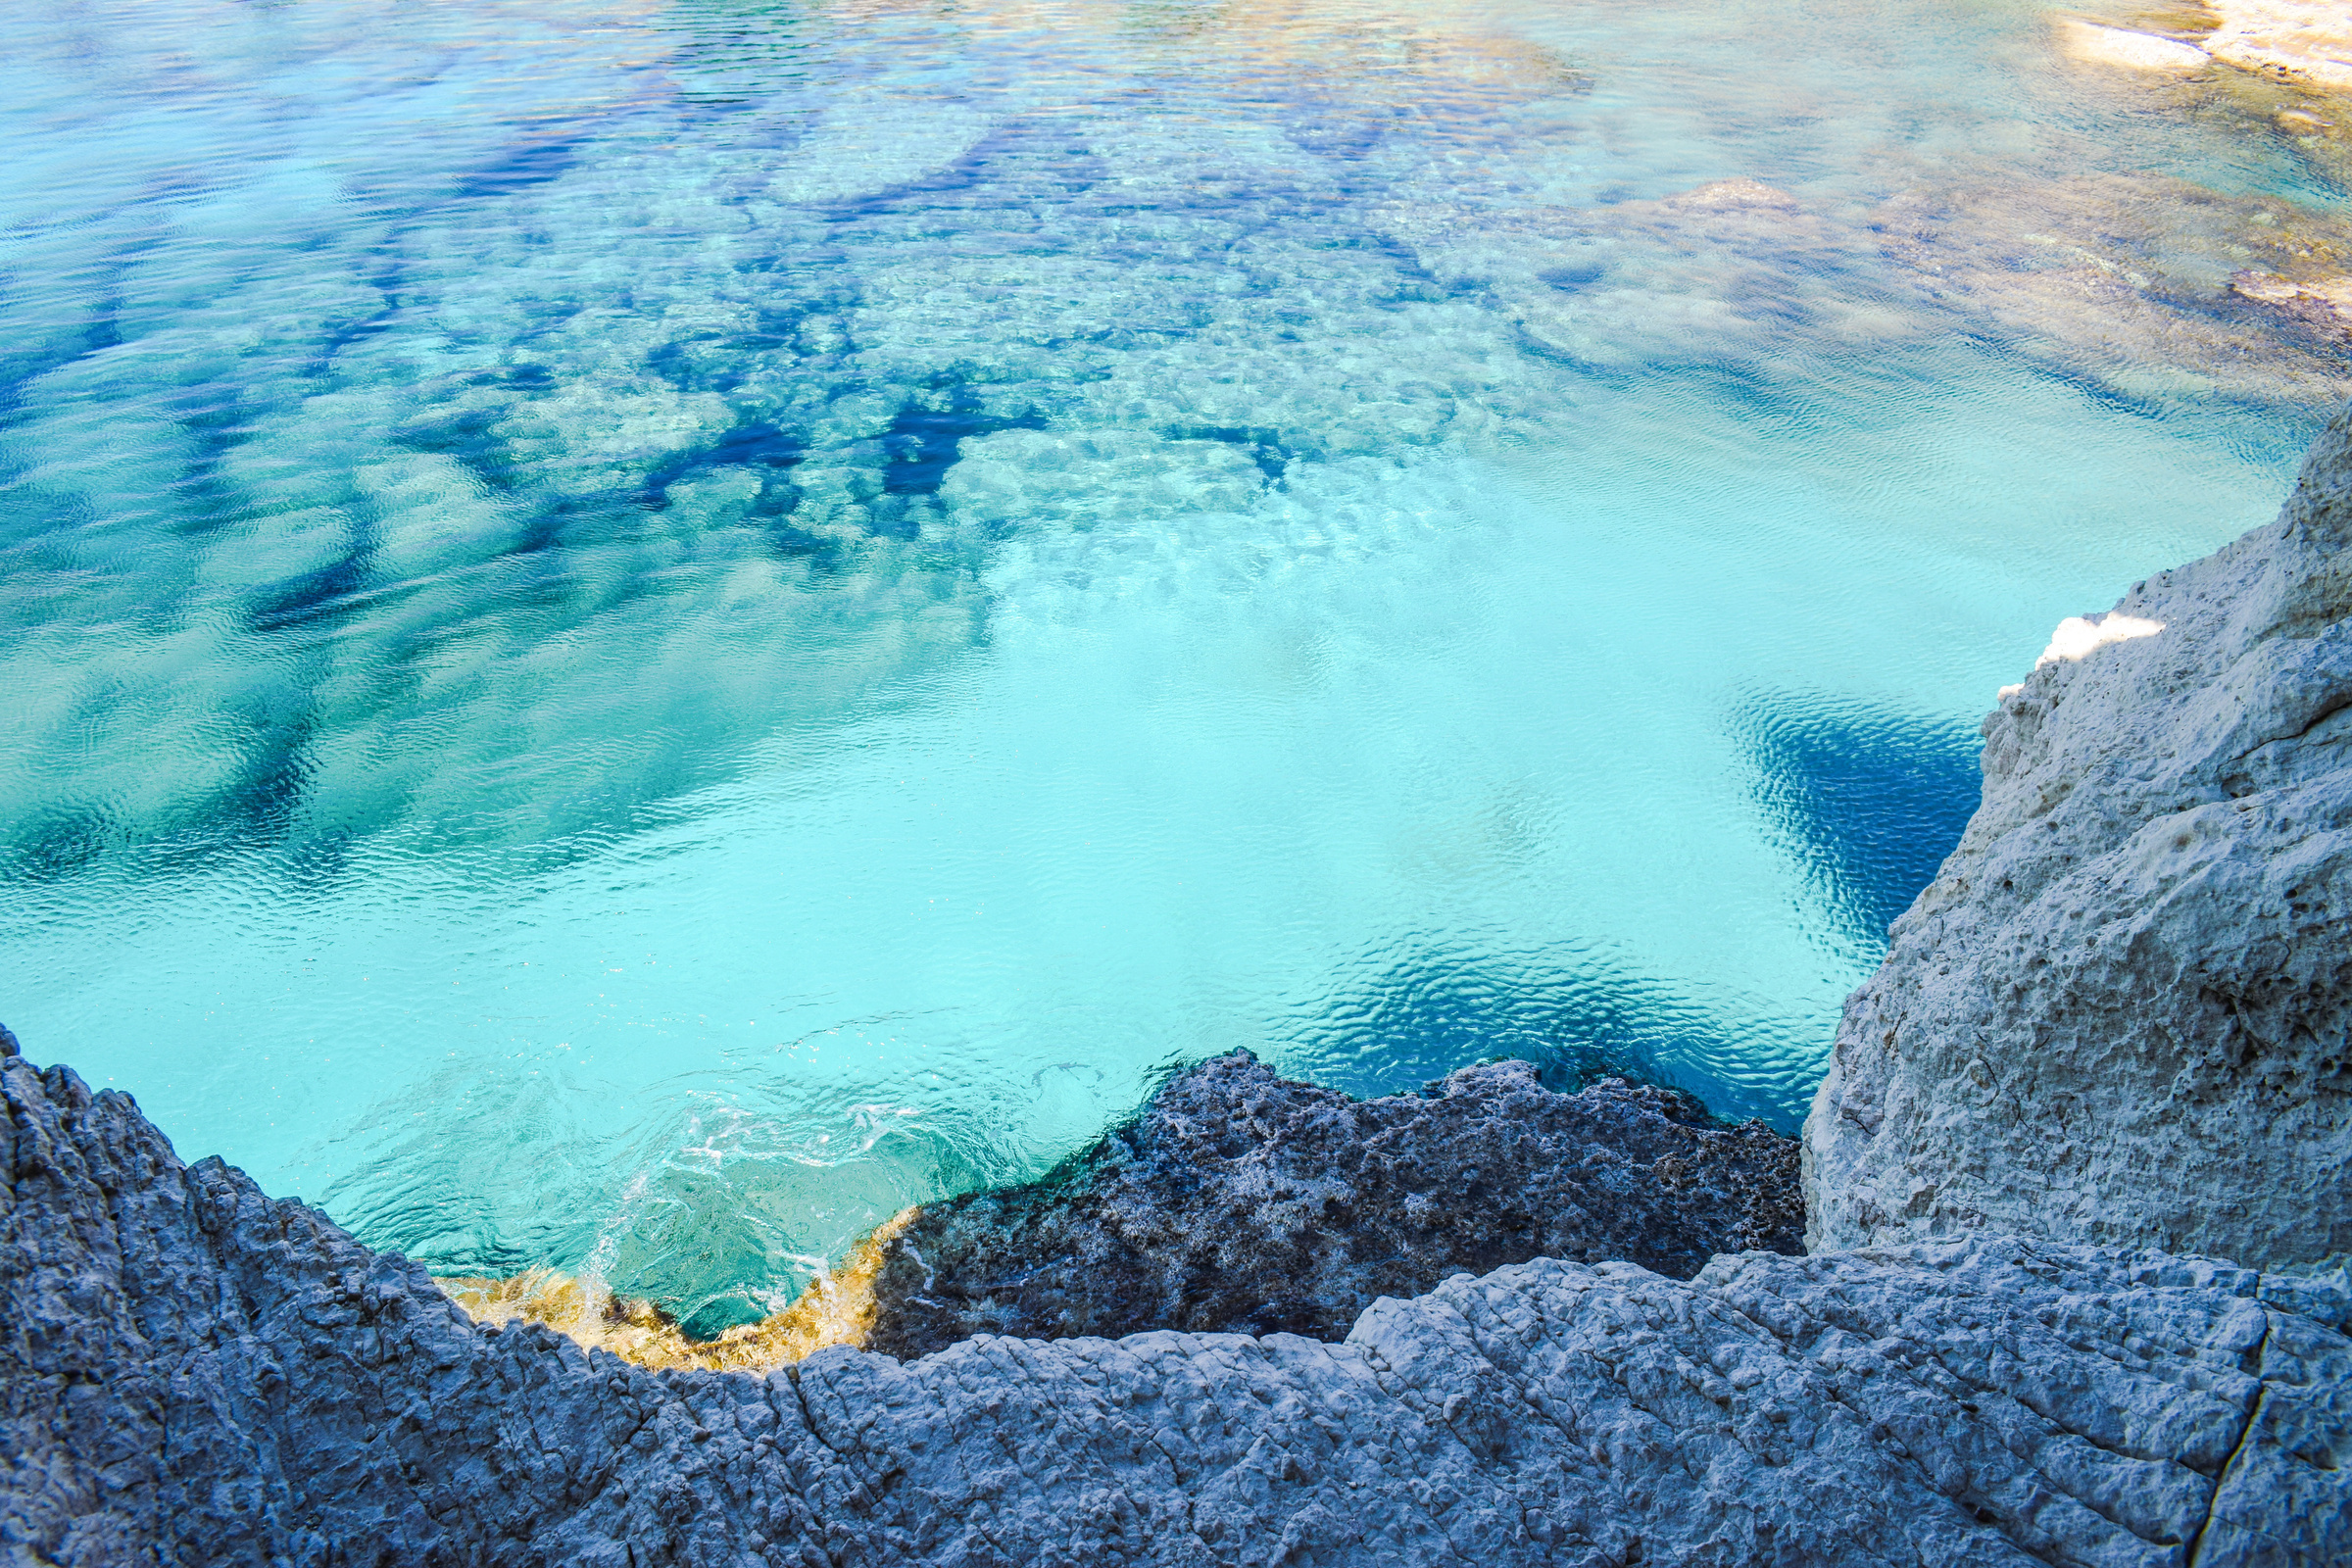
[1,0,2333,1330]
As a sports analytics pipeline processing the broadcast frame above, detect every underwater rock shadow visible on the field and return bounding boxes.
[1270,939,1813,1128]
[1734,690,1983,955]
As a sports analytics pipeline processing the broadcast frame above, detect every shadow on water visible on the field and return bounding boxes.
[1272,943,1751,1117]
[1734,691,1984,954]
[880,389,1046,498]
[1270,696,1984,1131]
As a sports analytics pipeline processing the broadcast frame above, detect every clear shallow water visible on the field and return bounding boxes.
[1,0,2334,1329]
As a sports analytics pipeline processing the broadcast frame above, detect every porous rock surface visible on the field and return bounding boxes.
[863,1051,1802,1358]
[1803,404,2352,1269]
[8,1027,2351,1565]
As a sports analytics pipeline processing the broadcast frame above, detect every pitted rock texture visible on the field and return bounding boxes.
[862,1051,1802,1358]
[1803,404,2352,1270]
[7,1031,2349,1566]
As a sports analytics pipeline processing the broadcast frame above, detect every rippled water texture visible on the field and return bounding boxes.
[3,0,2343,1329]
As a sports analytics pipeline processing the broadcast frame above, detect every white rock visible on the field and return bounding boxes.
[1805,404,2352,1271]
[2206,0,2352,92]
[2057,19,2211,75]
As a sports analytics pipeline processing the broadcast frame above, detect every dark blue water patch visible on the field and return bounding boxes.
[3,807,118,886]
[825,121,1109,226]
[701,419,810,473]
[394,392,527,492]
[1,693,319,883]
[639,418,808,514]
[448,134,584,204]
[881,389,1046,496]
[1274,944,1780,1125]
[1539,262,1609,292]
[160,405,266,544]
[1735,692,1982,953]
[0,268,127,404]
[208,701,319,842]
[300,275,406,379]
[245,552,378,634]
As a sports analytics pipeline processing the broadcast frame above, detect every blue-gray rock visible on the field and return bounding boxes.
[5,1024,2346,1565]
[863,1051,1802,1358]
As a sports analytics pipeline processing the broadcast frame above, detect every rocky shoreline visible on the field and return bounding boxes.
[8,411,2352,1560]
[418,1055,1802,1376]
[7,1031,2349,1566]
[861,1053,1800,1358]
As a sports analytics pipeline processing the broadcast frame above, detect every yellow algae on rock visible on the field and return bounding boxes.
[437,1207,919,1374]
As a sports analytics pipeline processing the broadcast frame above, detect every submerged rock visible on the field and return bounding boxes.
[6,1030,2347,1565]
[1374,167,2352,417]
[861,1051,1802,1358]
[1805,402,2352,1269]
[2208,0,2352,92]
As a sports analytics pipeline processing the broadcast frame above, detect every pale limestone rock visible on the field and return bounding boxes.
[1805,404,2352,1270]
[2206,0,2352,92]
[2058,19,2211,75]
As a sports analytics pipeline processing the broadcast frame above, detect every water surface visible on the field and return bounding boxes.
[2,0,2337,1329]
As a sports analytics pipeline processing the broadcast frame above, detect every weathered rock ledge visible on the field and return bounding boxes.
[6,1029,2349,1565]
[1805,402,2352,1269]
[863,1051,1802,1358]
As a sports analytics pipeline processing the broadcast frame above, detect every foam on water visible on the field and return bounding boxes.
[0,0,2338,1330]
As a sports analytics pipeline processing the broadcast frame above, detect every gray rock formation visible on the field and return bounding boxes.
[1803,405,2352,1269]
[863,1052,1802,1358]
[7,1026,2349,1565]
